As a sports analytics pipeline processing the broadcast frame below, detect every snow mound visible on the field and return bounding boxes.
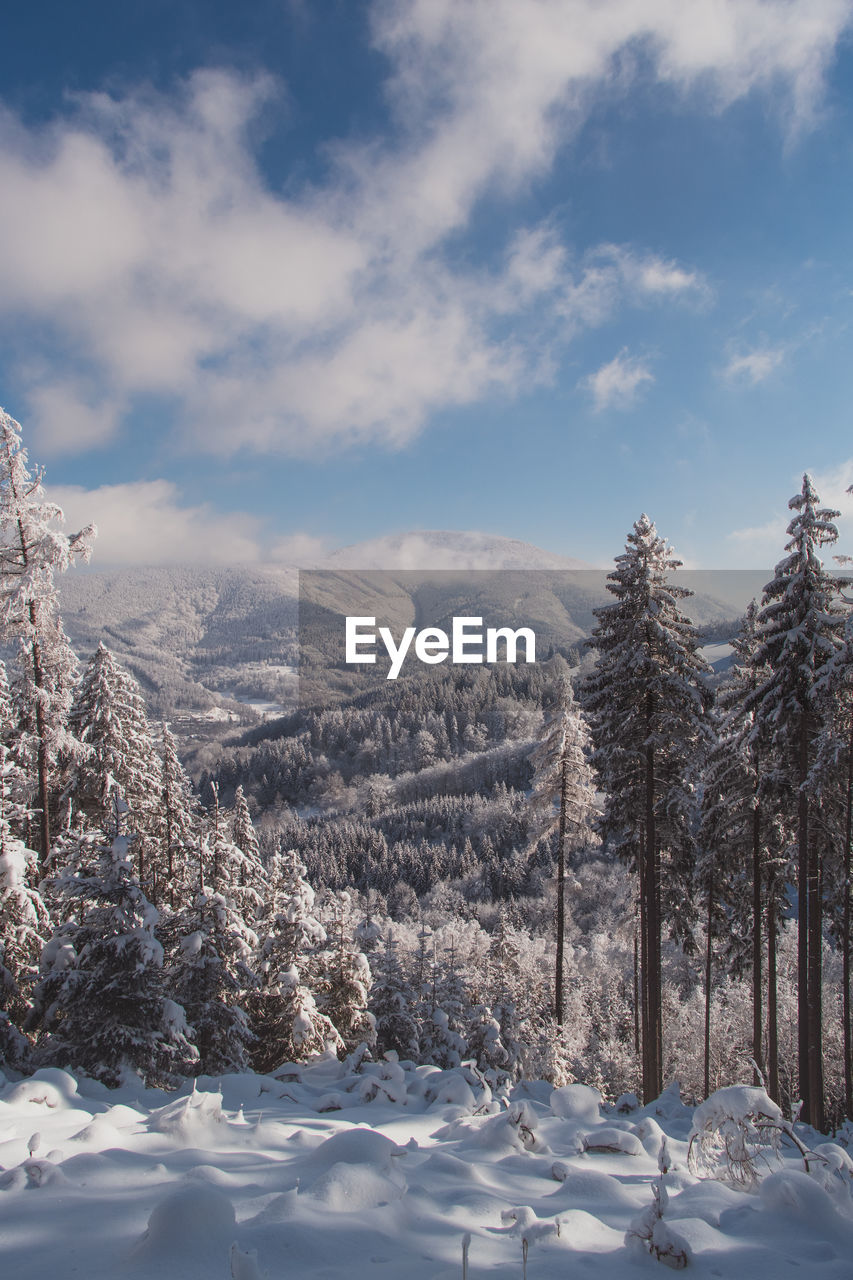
[553,1208,625,1251]
[551,1083,602,1122]
[69,1114,126,1147]
[303,1160,405,1210]
[582,1126,645,1156]
[147,1088,223,1141]
[548,1166,638,1208]
[132,1184,237,1276]
[298,1126,403,1177]
[1,1069,80,1110]
[759,1169,853,1238]
[475,1100,549,1153]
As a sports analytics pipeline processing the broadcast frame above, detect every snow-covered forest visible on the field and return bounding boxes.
[2,403,853,1150]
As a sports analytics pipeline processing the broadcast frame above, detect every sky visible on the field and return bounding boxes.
[2,0,853,568]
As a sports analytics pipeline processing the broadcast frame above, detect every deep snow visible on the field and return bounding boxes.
[0,1056,851,1279]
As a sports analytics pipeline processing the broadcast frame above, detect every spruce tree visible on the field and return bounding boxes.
[529,664,595,1024]
[699,603,786,1101]
[0,744,49,1064]
[251,849,340,1071]
[317,893,375,1056]
[369,935,419,1061]
[169,833,258,1076]
[0,409,94,865]
[581,515,710,1102]
[154,722,200,910]
[34,831,196,1086]
[68,644,162,888]
[749,475,844,1129]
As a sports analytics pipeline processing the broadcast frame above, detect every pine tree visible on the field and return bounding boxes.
[0,744,49,1064]
[154,723,200,910]
[317,893,375,1056]
[369,935,419,1061]
[813,602,853,1121]
[250,849,340,1071]
[34,831,196,1086]
[749,475,844,1129]
[699,603,787,1101]
[169,833,258,1076]
[67,644,162,888]
[222,785,266,925]
[581,515,710,1102]
[529,663,595,1024]
[0,408,94,865]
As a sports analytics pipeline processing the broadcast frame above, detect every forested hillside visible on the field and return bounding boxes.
[2,408,853,1138]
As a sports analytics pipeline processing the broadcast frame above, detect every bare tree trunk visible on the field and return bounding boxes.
[767,877,779,1103]
[798,724,811,1120]
[704,870,714,1098]
[633,902,640,1056]
[643,736,662,1102]
[555,752,568,1025]
[752,799,764,1085]
[844,719,853,1119]
[29,618,51,867]
[807,828,824,1130]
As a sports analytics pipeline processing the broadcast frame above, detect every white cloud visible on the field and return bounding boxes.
[0,0,848,456]
[724,346,786,384]
[25,380,125,453]
[726,516,787,563]
[580,349,655,411]
[726,462,853,565]
[49,479,264,565]
[810,461,853,554]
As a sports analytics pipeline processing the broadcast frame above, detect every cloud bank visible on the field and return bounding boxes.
[0,0,848,457]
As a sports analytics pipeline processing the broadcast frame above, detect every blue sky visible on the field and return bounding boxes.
[2,0,853,568]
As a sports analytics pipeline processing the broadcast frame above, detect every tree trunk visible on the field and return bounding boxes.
[752,798,764,1085]
[28,604,51,867]
[643,737,662,1102]
[840,721,845,1121]
[633,905,640,1055]
[807,829,824,1130]
[555,751,568,1025]
[798,722,811,1119]
[704,870,714,1098]
[767,877,779,1104]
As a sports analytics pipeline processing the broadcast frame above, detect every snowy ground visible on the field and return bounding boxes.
[1,1056,852,1279]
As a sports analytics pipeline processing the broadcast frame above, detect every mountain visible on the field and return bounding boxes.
[55,533,763,729]
[321,530,591,570]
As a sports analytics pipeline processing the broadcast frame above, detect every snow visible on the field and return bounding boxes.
[0,1061,851,1279]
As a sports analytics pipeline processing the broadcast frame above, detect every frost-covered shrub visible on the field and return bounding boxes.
[688,1085,784,1187]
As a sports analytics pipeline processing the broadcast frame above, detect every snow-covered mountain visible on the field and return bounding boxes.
[55,532,755,723]
[321,530,591,570]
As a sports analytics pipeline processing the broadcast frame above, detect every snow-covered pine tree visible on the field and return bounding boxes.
[221,784,266,925]
[0,408,94,866]
[427,942,469,1069]
[250,848,341,1072]
[581,515,710,1102]
[484,915,524,1079]
[749,475,845,1130]
[814,604,853,1121]
[699,602,787,1101]
[316,892,375,1056]
[169,832,258,1076]
[466,1001,513,1080]
[0,743,49,1066]
[67,644,162,892]
[153,722,200,910]
[33,830,196,1086]
[529,662,595,1024]
[369,935,419,1061]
